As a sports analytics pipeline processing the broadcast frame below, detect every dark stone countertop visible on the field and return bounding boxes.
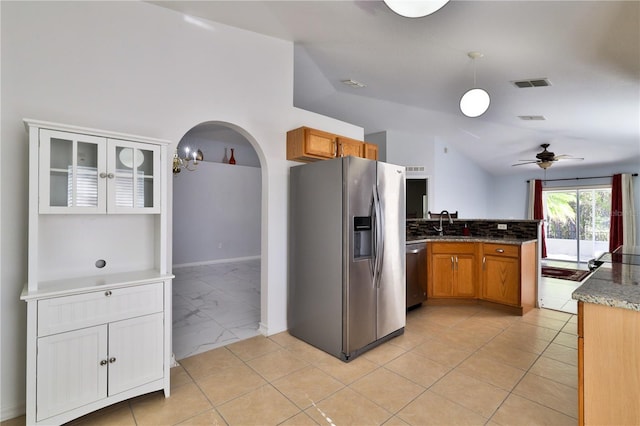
[406,236,537,245]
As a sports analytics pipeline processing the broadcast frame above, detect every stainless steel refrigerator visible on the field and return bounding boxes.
[289,156,406,361]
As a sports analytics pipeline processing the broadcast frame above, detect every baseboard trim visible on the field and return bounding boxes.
[173,255,260,269]
[1,402,26,423]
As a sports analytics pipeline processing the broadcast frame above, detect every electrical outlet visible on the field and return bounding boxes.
[497,224,507,230]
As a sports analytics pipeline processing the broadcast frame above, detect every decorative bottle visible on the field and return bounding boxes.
[222,147,229,164]
[229,148,236,165]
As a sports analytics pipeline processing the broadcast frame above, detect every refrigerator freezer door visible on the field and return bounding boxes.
[344,157,377,356]
[376,162,406,338]
[289,159,344,358]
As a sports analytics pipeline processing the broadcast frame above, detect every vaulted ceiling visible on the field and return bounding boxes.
[152,1,640,175]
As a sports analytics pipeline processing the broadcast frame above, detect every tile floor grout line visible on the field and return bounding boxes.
[484,311,579,423]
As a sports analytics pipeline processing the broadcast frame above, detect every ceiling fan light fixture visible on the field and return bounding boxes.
[383,0,449,18]
[537,161,553,169]
[460,88,490,118]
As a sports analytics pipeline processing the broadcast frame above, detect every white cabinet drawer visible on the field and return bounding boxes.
[37,282,164,336]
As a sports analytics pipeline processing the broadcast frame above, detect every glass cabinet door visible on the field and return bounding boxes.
[108,139,160,213]
[39,129,106,213]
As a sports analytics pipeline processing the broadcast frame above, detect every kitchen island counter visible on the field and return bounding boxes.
[572,247,640,311]
[573,245,640,425]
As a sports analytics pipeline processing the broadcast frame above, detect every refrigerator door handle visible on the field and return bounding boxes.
[369,190,378,283]
[373,185,385,288]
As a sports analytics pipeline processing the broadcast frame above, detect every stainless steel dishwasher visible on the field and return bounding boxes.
[406,242,427,309]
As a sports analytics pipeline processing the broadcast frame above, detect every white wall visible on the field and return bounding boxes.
[432,138,492,218]
[173,162,261,265]
[0,2,362,420]
[384,130,492,218]
[365,131,388,162]
[384,129,435,172]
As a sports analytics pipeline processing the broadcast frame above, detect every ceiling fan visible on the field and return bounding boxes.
[512,143,584,169]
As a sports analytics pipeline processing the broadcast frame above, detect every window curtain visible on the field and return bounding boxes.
[528,179,547,258]
[610,173,637,251]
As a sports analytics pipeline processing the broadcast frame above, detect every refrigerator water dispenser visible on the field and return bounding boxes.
[353,216,372,259]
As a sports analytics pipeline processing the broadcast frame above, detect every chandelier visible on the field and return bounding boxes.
[173,146,203,174]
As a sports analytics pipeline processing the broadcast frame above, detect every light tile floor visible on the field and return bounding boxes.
[172,259,261,360]
[538,259,592,314]
[2,304,579,426]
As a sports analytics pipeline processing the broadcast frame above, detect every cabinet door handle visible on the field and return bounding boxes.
[107,173,115,179]
[341,144,344,157]
[496,248,505,253]
[104,290,112,297]
[451,256,454,270]
[99,172,108,178]
[100,359,108,366]
[483,256,486,270]
[109,357,117,364]
[333,141,337,157]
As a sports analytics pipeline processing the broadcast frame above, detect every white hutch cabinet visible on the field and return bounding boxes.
[20,119,173,426]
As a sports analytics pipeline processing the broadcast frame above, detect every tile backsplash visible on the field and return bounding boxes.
[407,219,539,240]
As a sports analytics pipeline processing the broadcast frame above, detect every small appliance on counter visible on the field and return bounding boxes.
[288,156,406,361]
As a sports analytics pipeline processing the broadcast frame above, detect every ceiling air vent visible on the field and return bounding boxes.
[512,78,551,88]
[518,115,547,121]
[341,79,366,88]
[406,166,426,173]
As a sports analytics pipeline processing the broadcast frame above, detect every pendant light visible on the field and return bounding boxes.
[460,51,491,118]
[383,0,449,18]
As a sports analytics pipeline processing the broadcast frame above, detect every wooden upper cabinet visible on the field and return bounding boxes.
[286,126,378,163]
[336,137,363,158]
[363,142,379,160]
[287,127,336,162]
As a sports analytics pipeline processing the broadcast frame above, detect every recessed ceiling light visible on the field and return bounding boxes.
[341,79,366,88]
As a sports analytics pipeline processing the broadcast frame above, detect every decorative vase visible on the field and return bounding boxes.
[229,148,236,165]
[222,147,229,164]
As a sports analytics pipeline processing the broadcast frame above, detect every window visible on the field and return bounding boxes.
[543,186,611,262]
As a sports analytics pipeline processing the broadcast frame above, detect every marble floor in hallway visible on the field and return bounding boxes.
[172,259,261,360]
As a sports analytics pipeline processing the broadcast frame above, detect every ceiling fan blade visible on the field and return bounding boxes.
[512,161,538,167]
[556,157,584,161]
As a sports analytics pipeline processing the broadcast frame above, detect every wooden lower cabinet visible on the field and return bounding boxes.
[427,240,537,314]
[481,242,536,313]
[578,301,640,425]
[428,243,478,298]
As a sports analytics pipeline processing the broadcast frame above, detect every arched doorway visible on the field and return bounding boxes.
[171,121,263,360]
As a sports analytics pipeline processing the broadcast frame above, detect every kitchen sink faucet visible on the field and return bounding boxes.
[433,210,454,236]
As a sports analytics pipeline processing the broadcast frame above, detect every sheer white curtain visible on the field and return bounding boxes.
[527,180,535,219]
[528,179,547,258]
[621,173,637,247]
